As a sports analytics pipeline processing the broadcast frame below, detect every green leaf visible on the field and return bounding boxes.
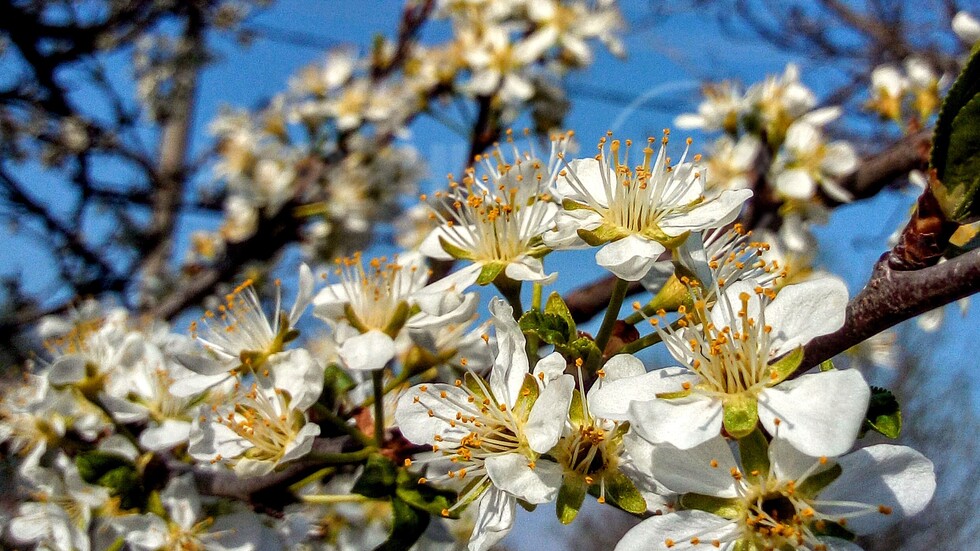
[437,236,475,261]
[75,451,143,509]
[797,463,843,498]
[931,48,980,222]
[556,477,588,525]
[738,428,770,480]
[559,336,602,366]
[352,455,398,498]
[767,346,803,385]
[519,310,572,347]
[723,395,759,439]
[373,498,430,551]
[544,292,576,338]
[395,469,459,518]
[861,386,902,439]
[602,471,647,514]
[476,262,506,286]
[679,493,742,519]
[320,364,356,409]
[76,451,132,483]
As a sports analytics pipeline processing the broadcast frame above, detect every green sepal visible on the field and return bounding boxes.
[352,454,398,498]
[568,390,585,425]
[374,497,430,551]
[104,537,125,551]
[655,389,692,400]
[738,427,770,480]
[281,328,300,345]
[797,463,843,498]
[519,309,573,347]
[517,499,537,512]
[861,386,902,439]
[767,346,804,385]
[639,225,690,250]
[319,364,356,410]
[577,224,629,246]
[544,292,577,338]
[343,303,371,333]
[723,395,759,439]
[476,262,506,286]
[383,301,411,338]
[395,468,459,519]
[732,539,759,551]
[512,373,541,418]
[437,236,476,261]
[556,476,588,525]
[678,493,742,520]
[239,350,267,369]
[819,359,836,372]
[931,48,980,222]
[561,198,593,211]
[602,470,647,514]
[645,274,692,314]
[809,518,856,541]
[463,372,490,403]
[146,490,167,518]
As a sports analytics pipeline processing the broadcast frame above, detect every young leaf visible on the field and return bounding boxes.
[544,292,577,339]
[931,48,980,222]
[395,469,459,518]
[374,497,430,551]
[352,454,397,498]
[861,386,902,439]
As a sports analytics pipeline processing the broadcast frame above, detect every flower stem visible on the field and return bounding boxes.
[308,447,377,465]
[289,467,336,493]
[313,404,374,448]
[594,277,629,355]
[301,493,376,504]
[495,276,524,318]
[619,331,664,355]
[526,282,544,364]
[372,369,386,445]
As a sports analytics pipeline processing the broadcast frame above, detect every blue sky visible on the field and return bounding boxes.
[3,1,977,548]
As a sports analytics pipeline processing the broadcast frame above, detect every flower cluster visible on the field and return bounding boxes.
[1,131,936,551]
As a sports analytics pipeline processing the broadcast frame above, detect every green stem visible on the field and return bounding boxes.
[526,282,544,364]
[289,467,336,493]
[372,369,386,445]
[594,277,630,355]
[495,276,524,317]
[619,331,664,355]
[302,493,376,505]
[313,404,374,448]
[308,447,377,465]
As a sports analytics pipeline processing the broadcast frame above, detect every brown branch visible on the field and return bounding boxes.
[823,128,932,206]
[798,246,980,372]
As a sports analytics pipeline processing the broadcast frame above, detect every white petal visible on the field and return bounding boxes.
[419,225,464,261]
[532,351,567,382]
[394,384,471,445]
[589,367,699,421]
[560,157,614,205]
[338,329,395,371]
[660,188,753,236]
[766,276,848,355]
[615,510,738,551]
[468,489,515,551]
[768,437,828,482]
[280,422,320,463]
[414,264,482,309]
[484,454,562,504]
[629,393,723,450]
[543,209,601,250]
[596,235,666,281]
[288,263,314,325]
[504,256,556,283]
[269,349,324,410]
[489,297,529,407]
[775,168,817,199]
[312,283,351,321]
[170,372,230,397]
[139,420,191,451]
[650,437,739,498]
[759,369,870,457]
[819,445,936,535]
[48,355,87,385]
[525,374,574,454]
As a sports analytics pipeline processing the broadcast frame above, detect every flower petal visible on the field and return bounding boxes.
[338,329,395,371]
[394,384,472,446]
[589,367,699,421]
[469,489,516,551]
[766,276,849,355]
[660,188,752,236]
[819,445,936,535]
[596,235,666,281]
[526,374,574,453]
[629,393,723,450]
[650,437,740,498]
[484,454,562,504]
[615,510,738,551]
[759,369,870,457]
[489,297,529,407]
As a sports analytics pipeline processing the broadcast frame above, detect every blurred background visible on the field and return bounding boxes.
[1,1,978,549]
